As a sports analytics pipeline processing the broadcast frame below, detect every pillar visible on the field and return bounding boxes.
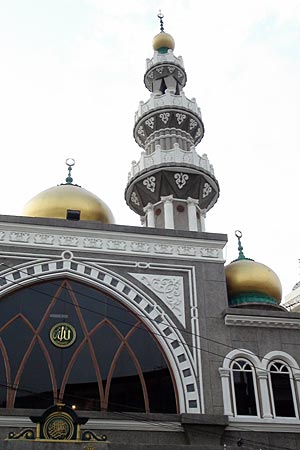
[187,197,198,231]
[161,195,174,229]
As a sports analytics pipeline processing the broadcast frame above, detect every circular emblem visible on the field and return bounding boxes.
[50,323,76,348]
[43,412,74,440]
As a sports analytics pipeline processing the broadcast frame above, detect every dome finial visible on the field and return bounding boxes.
[235,230,246,260]
[152,12,175,53]
[65,158,75,184]
[157,10,164,32]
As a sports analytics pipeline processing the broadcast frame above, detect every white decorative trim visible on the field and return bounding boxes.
[227,417,300,433]
[174,173,189,190]
[135,91,201,121]
[159,112,170,124]
[129,145,215,179]
[131,192,140,206]
[146,51,185,71]
[143,176,156,192]
[175,113,186,125]
[203,182,212,198]
[129,273,185,326]
[0,222,225,263]
[225,314,300,329]
[0,416,183,432]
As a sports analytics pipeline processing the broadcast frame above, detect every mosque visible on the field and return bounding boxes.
[1,14,300,450]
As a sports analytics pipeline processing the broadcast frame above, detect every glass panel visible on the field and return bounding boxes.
[1,317,33,381]
[129,324,176,413]
[107,347,145,412]
[63,344,100,411]
[0,346,8,407]
[91,323,121,381]
[14,342,53,409]
[0,278,177,413]
[271,372,295,417]
[233,369,257,415]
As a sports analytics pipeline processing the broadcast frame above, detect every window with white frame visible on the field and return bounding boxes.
[220,349,300,421]
[230,359,259,416]
[268,361,297,418]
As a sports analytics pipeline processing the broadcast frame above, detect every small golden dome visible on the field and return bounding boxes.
[225,259,282,303]
[152,32,175,52]
[22,184,114,224]
[225,230,282,307]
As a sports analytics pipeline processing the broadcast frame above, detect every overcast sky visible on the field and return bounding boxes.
[0,0,299,297]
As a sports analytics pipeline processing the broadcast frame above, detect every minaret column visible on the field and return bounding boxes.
[161,195,174,229]
[200,208,206,232]
[187,197,198,231]
[143,203,155,227]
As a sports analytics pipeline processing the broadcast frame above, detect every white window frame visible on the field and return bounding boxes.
[262,351,300,419]
[219,349,261,418]
[230,358,260,418]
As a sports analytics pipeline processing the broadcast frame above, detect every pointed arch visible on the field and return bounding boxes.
[0,258,201,413]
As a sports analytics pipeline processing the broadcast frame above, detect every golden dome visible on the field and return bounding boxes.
[152,32,175,52]
[225,258,282,303]
[22,184,115,224]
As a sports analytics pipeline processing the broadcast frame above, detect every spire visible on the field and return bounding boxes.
[65,158,75,185]
[152,11,175,53]
[235,230,246,260]
[232,230,254,263]
[158,10,164,32]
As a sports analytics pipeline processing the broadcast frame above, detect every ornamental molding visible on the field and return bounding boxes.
[130,192,140,206]
[174,173,189,189]
[143,176,156,192]
[0,222,225,262]
[144,63,187,92]
[134,106,204,149]
[203,182,212,198]
[0,416,183,432]
[225,314,300,329]
[159,112,170,124]
[135,91,202,123]
[128,145,215,181]
[129,273,185,326]
[227,417,300,433]
[146,52,185,71]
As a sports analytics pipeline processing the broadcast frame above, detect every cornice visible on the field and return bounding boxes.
[225,314,300,329]
[0,416,183,432]
[0,221,225,262]
[227,417,300,433]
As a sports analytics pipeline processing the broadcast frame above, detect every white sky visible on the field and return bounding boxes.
[0,0,299,297]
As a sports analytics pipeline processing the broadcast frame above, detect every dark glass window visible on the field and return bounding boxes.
[231,359,257,416]
[0,278,177,413]
[270,362,296,417]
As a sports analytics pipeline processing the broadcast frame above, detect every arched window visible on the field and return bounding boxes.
[0,278,177,413]
[269,361,297,418]
[230,359,259,416]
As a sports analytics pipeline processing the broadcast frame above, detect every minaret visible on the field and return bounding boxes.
[125,13,219,231]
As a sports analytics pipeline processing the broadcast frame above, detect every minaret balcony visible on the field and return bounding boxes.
[128,144,215,181]
[135,90,202,123]
[146,50,184,70]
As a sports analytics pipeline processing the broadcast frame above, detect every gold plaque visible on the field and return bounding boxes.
[50,323,76,348]
[43,412,74,440]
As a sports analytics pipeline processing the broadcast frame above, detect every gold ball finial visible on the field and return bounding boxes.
[152,10,175,53]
